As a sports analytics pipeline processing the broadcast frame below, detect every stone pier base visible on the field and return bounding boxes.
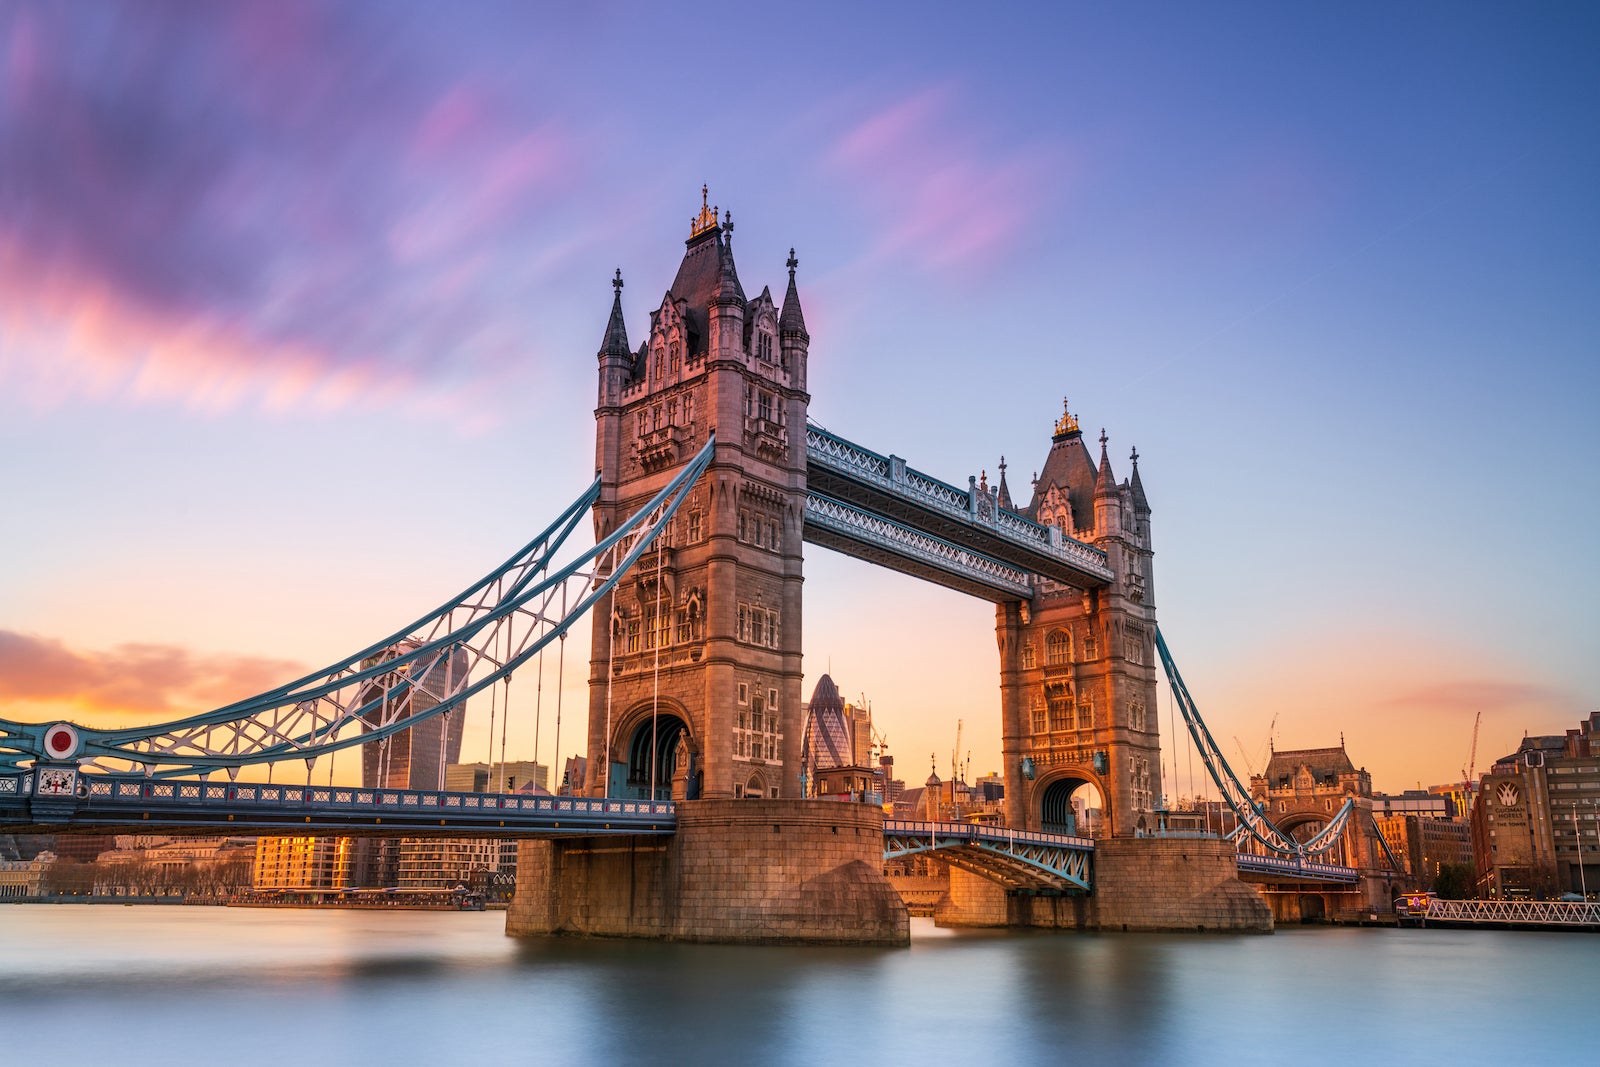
[506,799,908,945]
[928,837,1271,934]
[1086,837,1272,933]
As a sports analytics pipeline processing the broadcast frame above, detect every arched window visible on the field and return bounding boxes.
[1046,630,1072,666]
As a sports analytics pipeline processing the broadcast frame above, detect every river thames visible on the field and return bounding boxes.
[1,906,1593,1064]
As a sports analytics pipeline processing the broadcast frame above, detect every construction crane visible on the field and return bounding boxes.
[1234,736,1257,777]
[1461,710,1482,816]
[1233,712,1278,779]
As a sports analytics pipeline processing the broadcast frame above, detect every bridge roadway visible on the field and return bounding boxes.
[802,426,1114,600]
[4,773,1357,889]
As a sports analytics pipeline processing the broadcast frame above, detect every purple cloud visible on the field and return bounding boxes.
[0,1,586,417]
[823,86,1064,277]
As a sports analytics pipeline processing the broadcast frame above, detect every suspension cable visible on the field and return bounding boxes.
[498,618,511,794]
[552,584,567,794]
[649,526,665,801]
[603,604,616,800]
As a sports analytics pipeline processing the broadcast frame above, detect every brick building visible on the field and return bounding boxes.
[1472,711,1600,898]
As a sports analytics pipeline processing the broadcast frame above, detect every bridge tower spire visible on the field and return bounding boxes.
[586,193,810,802]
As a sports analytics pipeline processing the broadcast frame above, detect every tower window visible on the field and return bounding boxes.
[758,332,774,363]
[758,392,774,423]
[686,510,702,542]
[1046,630,1072,666]
[1021,643,1036,670]
[1049,694,1071,732]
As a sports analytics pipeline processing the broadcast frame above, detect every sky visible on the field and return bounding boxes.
[2,1,1596,799]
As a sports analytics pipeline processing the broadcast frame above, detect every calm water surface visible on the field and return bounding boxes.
[0,906,1593,1064]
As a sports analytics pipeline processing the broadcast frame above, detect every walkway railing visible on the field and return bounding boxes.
[1424,898,1600,927]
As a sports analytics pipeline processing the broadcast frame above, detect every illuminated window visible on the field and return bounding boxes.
[1032,698,1047,734]
[1046,630,1072,665]
[1077,700,1094,730]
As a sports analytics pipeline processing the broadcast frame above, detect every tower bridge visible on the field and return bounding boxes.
[1,194,1378,942]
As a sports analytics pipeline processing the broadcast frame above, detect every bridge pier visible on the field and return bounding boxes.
[506,799,908,945]
[928,837,1271,933]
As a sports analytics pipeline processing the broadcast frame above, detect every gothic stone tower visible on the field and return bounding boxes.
[1001,401,1162,837]
[586,192,810,802]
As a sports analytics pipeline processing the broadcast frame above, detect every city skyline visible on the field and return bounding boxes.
[2,3,1596,796]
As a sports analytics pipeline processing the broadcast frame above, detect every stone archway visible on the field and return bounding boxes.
[1037,772,1106,837]
[612,708,691,801]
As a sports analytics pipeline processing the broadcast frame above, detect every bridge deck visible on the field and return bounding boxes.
[804,426,1113,595]
[0,775,674,837]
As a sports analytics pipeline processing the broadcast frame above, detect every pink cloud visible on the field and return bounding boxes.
[824,87,1063,276]
[0,630,305,720]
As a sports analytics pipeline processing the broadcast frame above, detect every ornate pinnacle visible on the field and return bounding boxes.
[1053,396,1080,437]
[612,268,623,292]
[786,248,798,277]
[691,184,718,237]
[1099,428,1108,448]
[1130,445,1139,467]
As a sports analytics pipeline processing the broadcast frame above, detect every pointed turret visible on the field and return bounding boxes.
[779,247,811,391]
[780,247,808,339]
[597,269,633,407]
[1094,429,1117,496]
[1129,446,1150,515]
[1093,428,1122,538]
[599,268,630,357]
[713,209,746,306]
[996,456,1015,511]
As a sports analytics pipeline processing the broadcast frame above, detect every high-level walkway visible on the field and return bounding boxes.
[803,426,1114,600]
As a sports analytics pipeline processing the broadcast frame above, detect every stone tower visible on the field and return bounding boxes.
[586,191,810,802]
[1001,400,1162,837]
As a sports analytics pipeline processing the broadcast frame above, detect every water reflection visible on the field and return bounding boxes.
[0,908,1594,1065]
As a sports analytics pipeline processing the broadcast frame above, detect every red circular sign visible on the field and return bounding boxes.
[43,723,79,758]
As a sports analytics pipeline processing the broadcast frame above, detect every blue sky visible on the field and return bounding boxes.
[2,1,1596,793]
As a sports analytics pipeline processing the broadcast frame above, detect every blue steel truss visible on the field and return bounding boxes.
[803,493,1035,600]
[883,819,1093,892]
[0,437,717,780]
[1155,628,1355,859]
[1235,852,1359,884]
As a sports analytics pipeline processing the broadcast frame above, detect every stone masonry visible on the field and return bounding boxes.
[506,799,908,945]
